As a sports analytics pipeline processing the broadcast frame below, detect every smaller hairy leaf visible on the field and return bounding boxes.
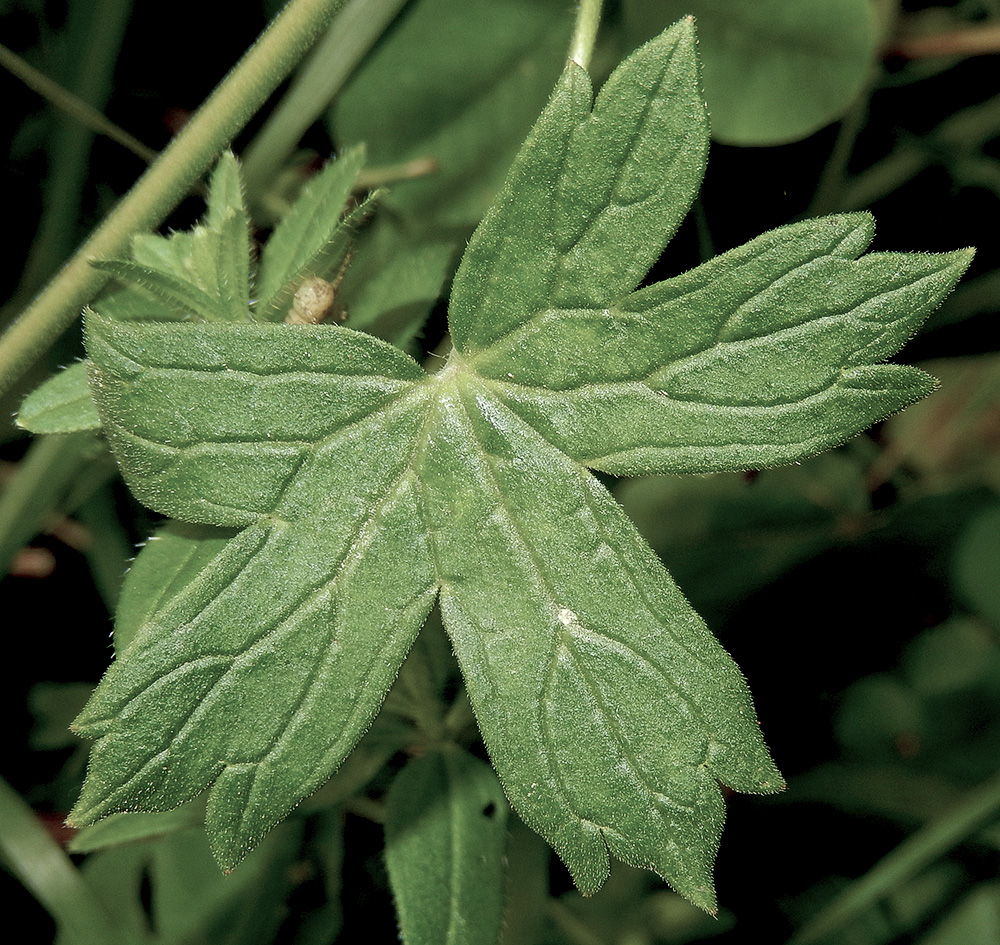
[253,145,366,322]
[96,153,253,324]
[68,801,207,854]
[91,260,236,322]
[16,361,100,434]
[385,747,509,945]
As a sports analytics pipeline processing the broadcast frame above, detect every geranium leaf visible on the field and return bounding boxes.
[69,18,971,910]
[114,522,239,654]
[420,367,780,910]
[71,315,438,868]
[450,21,708,354]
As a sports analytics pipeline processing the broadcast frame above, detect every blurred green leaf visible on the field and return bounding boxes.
[617,452,870,618]
[952,504,1000,628]
[0,431,110,577]
[339,216,456,349]
[881,355,1000,493]
[831,615,1000,781]
[624,0,879,145]
[0,775,125,945]
[836,674,925,763]
[69,801,208,854]
[919,881,1000,945]
[29,682,93,750]
[331,0,572,228]
[903,617,999,697]
[64,822,301,945]
[385,747,509,945]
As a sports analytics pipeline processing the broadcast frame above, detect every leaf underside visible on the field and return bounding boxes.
[69,18,972,911]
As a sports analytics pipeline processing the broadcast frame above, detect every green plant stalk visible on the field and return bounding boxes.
[0,775,125,945]
[240,0,409,203]
[789,768,1000,945]
[11,0,141,303]
[0,41,156,167]
[568,0,604,69]
[0,0,349,402]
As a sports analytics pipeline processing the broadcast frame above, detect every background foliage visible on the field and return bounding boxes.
[1,0,999,943]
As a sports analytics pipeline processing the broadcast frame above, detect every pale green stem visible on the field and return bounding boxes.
[568,0,604,70]
[241,0,409,202]
[0,32,155,173]
[2,0,147,305]
[0,0,349,402]
[789,768,1000,945]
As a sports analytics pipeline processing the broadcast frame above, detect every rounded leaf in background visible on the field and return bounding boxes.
[625,0,880,145]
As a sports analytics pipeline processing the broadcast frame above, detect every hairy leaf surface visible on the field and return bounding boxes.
[70,18,970,908]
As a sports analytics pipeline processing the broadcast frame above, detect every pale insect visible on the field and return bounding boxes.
[284,251,352,325]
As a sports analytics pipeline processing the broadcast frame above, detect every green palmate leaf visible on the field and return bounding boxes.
[70,19,971,910]
[16,361,100,433]
[253,145,366,322]
[385,747,509,945]
[449,22,708,349]
[419,364,780,909]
